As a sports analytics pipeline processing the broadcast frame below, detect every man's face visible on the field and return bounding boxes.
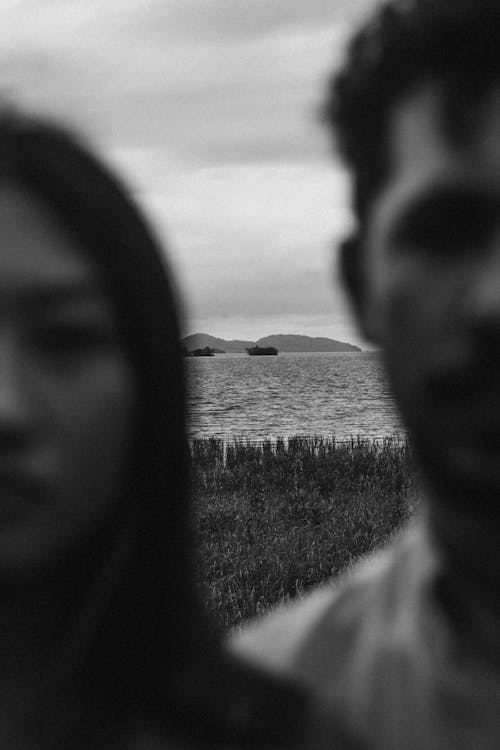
[360,84,500,506]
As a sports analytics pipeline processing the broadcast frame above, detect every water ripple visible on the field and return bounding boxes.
[186,351,404,441]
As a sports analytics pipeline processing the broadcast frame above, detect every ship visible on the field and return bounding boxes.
[246,346,278,356]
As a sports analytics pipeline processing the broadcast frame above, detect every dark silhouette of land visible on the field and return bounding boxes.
[182,333,361,353]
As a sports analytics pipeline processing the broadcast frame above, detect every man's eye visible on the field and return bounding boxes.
[396,214,491,255]
[411,219,485,253]
[392,194,499,257]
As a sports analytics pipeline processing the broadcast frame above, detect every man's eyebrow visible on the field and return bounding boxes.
[388,183,500,241]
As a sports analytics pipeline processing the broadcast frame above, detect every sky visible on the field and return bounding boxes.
[0,0,380,348]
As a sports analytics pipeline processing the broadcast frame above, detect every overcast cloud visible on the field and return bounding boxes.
[0,0,380,346]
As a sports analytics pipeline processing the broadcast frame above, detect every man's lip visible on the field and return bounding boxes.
[425,368,500,408]
[423,380,500,443]
[427,394,500,426]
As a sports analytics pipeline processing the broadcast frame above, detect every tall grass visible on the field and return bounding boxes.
[190,435,418,629]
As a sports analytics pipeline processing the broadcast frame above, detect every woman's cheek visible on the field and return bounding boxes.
[41,356,137,558]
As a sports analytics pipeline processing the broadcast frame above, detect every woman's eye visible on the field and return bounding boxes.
[36,324,115,357]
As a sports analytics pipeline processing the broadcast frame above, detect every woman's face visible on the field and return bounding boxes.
[0,185,137,574]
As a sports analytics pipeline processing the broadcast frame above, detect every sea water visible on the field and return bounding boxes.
[186,351,404,442]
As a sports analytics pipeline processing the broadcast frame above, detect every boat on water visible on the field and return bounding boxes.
[246,346,278,356]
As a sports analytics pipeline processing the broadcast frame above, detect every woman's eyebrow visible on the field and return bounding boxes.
[15,283,106,314]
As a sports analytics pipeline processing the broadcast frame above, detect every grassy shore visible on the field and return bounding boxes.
[190,435,418,629]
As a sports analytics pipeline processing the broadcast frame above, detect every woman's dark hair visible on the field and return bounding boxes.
[0,111,309,748]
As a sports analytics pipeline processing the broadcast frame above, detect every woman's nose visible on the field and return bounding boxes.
[0,333,34,442]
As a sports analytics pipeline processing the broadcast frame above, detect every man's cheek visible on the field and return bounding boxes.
[381,289,422,353]
[387,269,444,344]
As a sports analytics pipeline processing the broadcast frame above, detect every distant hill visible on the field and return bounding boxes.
[256,334,361,352]
[182,333,361,353]
[181,333,254,354]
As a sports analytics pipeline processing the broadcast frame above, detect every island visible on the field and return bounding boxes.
[181,333,362,353]
[185,346,216,357]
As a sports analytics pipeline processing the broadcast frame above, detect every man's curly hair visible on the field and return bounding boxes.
[324,0,500,225]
